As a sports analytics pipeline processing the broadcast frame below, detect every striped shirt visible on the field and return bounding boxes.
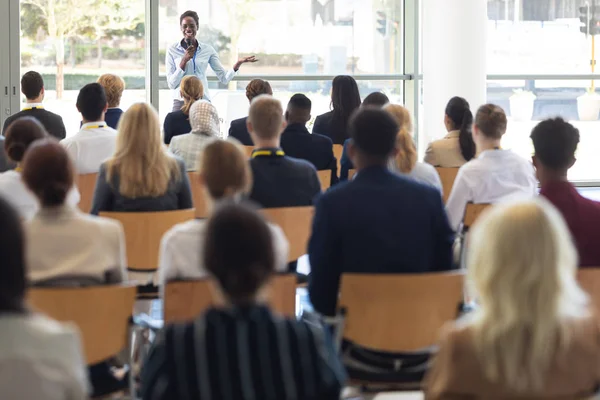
[142,305,346,400]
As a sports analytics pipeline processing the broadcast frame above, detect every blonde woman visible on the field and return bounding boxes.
[426,199,599,399]
[163,75,204,144]
[91,103,193,215]
[169,100,221,171]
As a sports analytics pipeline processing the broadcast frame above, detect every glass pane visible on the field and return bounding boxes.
[19,0,146,137]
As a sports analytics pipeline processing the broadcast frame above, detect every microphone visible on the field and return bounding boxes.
[185,38,193,48]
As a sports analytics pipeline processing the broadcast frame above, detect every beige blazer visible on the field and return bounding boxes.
[425,316,600,399]
[424,131,467,168]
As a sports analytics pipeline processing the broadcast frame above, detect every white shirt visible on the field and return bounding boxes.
[446,149,537,230]
[60,122,117,174]
[26,206,127,285]
[0,170,80,220]
[0,313,88,399]
[403,162,443,194]
[158,219,290,288]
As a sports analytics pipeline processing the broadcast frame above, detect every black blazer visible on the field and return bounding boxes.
[280,123,338,185]
[163,110,192,145]
[3,108,66,140]
[308,166,455,316]
[312,110,348,145]
[104,108,124,130]
[228,116,253,145]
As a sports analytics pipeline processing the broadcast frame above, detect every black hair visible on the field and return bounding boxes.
[530,117,580,171]
[288,93,312,111]
[180,10,199,26]
[0,197,27,313]
[445,97,475,161]
[330,75,362,144]
[349,107,399,160]
[362,92,389,108]
[21,71,44,100]
[76,83,107,122]
[4,117,48,163]
[204,202,275,304]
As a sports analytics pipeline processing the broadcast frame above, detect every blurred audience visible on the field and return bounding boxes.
[0,136,12,173]
[362,91,389,108]
[91,103,192,214]
[163,75,203,145]
[96,74,125,130]
[228,79,273,145]
[426,199,597,399]
[143,202,346,400]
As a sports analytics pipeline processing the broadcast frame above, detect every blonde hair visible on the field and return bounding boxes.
[180,76,204,115]
[467,199,588,393]
[248,95,283,140]
[97,74,125,108]
[384,104,416,173]
[106,103,180,198]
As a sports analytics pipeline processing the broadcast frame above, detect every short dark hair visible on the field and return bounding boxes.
[288,93,311,111]
[531,117,580,171]
[362,92,389,108]
[4,117,48,162]
[349,107,399,158]
[180,10,199,26]
[76,83,107,121]
[475,104,507,139]
[21,71,44,100]
[0,197,26,313]
[204,202,275,303]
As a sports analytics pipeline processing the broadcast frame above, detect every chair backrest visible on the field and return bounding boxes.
[243,145,254,158]
[333,144,343,174]
[338,272,464,352]
[187,172,209,218]
[28,285,137,365]
[578,269,600,314]
[164,274,297,323]
[435,167,459,204]
[317,170,332,191]
[76,173,98,214]
[348,169,357,180]
[262,206,314,262]
[463,203,492,231]
[100,209,195,272]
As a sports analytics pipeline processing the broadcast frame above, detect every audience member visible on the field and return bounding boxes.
[61,83,117,174]
[0,136,13,172]
[532,118,600,267]
[163,75,203,145]
[312,75,361,144]
[247,95,321,208]
[228,79,273,145]
[362,91,389,108]
[159,140,289,287]
[424,96,476,167]
[0,118,79,220]
[0,197,88,399]
[426,199,597,399]
[280,93,337,185]
[169,100,220,170]
[445,104,537,231]
[2,71,66,140]
[96,74,125,130]
[308,108,455,316]
[91,103,192,214]
[143,202,346,400]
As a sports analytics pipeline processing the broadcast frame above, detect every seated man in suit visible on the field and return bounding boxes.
[308,107,455,316]
[248,95,321,208]
[2,71,66,140]
[280,94,337,185]
[532,118,600,267]
[228,79,272,146]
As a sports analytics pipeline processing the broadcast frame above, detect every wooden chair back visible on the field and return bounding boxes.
[317,170,332,191]
[348,169,357,180]
[100,209,195,272]
[262,206,314,262]
[187,172,209,218]
[578,269,600,314]
[333,144,344,175]
[243,145,254,158]
[338,272,464,352]
[435,167,459,204]
[164,275,297,323]
[28,285,137,365]
[76,173,98,214]
[463,203,492,231]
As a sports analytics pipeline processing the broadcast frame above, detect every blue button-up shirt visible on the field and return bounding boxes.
[166,40,236,101]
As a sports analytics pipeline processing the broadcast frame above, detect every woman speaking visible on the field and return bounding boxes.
[166,10,257,111]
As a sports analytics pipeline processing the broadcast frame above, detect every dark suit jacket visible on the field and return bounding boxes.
[249,149,322,208]
[308,166,455,315]
[339,139,354,181]
[2,108,66,140]
[312,111,348,145]
[280,123,338,185]
[163,110,192,145]
[228,116,253,145]
[105,108,123,130]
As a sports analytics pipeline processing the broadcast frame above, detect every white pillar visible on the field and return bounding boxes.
[422,0,488,146]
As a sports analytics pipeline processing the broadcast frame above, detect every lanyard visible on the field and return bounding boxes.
[192,46,198,73]
[251,149,285,158]
[83,123,106,130]
[14,166,22,172]
[22,106,44,111]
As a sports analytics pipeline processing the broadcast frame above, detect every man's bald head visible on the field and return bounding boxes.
[247,95,285,141]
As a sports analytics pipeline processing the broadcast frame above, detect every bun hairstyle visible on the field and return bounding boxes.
[245,79,273,102]
[4,117,48,163]
[445,97,476,161]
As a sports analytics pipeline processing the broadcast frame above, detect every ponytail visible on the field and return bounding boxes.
[458,109,476,161]
[395,128,418,173]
